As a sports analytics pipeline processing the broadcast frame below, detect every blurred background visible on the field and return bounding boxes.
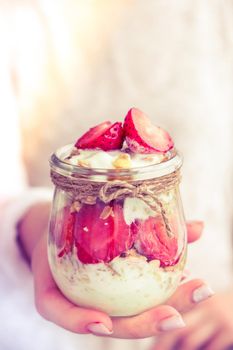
[1,0,233,349]
[1,0,232,186]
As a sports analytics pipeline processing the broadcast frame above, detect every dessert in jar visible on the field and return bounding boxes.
[48,108,187,317]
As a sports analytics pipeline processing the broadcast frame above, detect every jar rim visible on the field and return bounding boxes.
[49,144,183,181]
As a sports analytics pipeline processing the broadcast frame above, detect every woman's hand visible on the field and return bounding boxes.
[19,205,213,339]
[153,291,233,350]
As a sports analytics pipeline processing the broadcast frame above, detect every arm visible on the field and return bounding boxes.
[17,202,51,261]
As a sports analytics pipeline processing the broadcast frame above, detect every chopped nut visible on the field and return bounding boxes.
[164,266,175,272]
[85,196,96,204]
[122,248,144,258]
[106,264,121,276]
[100,205,113,219]
[80,274,90,282]
[112,153,132,169]
[142,156,154,161]
[78,159,90,167]
[149,259,161,268]
[70,201,82,213]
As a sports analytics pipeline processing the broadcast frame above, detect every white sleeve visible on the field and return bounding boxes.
[0,188,53,280]
[0,6,53,279]
[0,7,28,200]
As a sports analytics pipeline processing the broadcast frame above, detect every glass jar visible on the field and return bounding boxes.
[48,145,187,317]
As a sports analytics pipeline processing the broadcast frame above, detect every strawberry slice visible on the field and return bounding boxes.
[123,108,174,153]
[132,216,178,267]
[53,206,75,258]
[74,201,133,263]
[75,121,124,151]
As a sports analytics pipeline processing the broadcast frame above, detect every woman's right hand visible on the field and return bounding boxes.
[19,207,213,338]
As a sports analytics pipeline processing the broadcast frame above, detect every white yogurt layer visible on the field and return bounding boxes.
[123,197,155,225]
[66,149,166,169]
[48,245,184,316]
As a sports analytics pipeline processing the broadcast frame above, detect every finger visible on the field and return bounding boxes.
[167,279,214,313]
[32,235,113,335]
[153,327,188,350]
[178,319,218,350]
[186,220,204,243]
[155,321,217,350]
[111,305,185,339]
[154,310,202,350]
[203,328,233,350]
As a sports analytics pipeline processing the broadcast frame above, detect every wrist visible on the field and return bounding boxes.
[17,201,51,262]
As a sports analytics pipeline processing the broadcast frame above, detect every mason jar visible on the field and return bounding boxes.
[48,145,187,317]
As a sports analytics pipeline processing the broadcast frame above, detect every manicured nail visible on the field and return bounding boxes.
[188,221,204,230]
[192,285,214,303]
[158,315,185,332]
[87,322,113,335]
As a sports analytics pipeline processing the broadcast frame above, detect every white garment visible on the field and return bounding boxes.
[1,0,233,349]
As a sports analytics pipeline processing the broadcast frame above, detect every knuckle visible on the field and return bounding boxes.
[123,320,148,339]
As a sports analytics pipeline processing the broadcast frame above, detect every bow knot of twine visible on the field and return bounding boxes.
[51,170,181,238]
[99,180,163,203]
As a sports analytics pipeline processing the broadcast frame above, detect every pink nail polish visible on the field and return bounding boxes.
[192,285,214,303]
[158,315,185,332]
[87,322,113,335]
[188,220,204,229]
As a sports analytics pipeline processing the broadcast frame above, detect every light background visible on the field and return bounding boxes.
[0,1,233,349]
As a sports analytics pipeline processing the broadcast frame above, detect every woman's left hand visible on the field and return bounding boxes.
[153,291,233,350]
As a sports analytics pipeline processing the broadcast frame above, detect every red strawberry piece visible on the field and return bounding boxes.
[123,108,174,153]
[132,216,179,267]
[53,206,75,258]
[75,121,124,151]
[74,201,133,264]
[75,121,111,148]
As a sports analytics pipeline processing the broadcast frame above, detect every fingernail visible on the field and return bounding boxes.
[158,315,185,332]
[188,221,204,229]
[192,284,214,303]
[87,322,113,335]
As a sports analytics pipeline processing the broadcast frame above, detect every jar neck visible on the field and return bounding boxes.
[50,144,183,182]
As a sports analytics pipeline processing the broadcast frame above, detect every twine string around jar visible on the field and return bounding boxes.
[50,169,181,238]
